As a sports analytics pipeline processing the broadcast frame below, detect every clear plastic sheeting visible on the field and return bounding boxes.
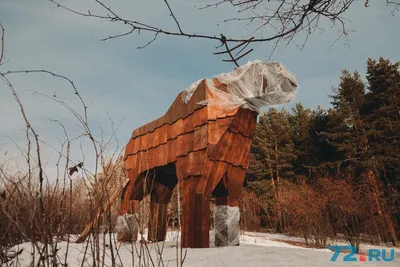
[182,60,298,112]
[115,214,139,242]
[214,205,240,247]
[182,79,203,104]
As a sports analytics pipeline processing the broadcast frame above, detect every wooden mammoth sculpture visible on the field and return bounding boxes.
[117,60,298,248]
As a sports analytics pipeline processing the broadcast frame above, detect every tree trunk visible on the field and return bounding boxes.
[274,141,283,233]
[366,170,398,246]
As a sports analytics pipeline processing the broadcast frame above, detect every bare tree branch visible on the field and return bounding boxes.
[0,73,45,217]
[0,23,4,65]
[48,0,394,63]
[162,0,183,34]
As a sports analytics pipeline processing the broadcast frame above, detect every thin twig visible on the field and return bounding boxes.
[162,0,183,34]
[0,23,4,65]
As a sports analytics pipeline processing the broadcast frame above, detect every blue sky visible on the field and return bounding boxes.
[0,0,399,179]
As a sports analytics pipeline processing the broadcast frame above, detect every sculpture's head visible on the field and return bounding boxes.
[182,60,298,112]
[212,60,298,112]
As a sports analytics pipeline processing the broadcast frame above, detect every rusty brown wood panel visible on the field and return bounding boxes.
[125,153,135,171]
[215,196,239,207]
[125,106,208,158]
[208,107,257,166]
[124,139,135,160]
[167,138,177,163]
[177,131,194,157]
[148,201,169,242]
[194,193,210,247]
[196,160,228,195]
[176,149,208,180]
[193,124,208,151]
[208,133,253,168]
[227,166,247,199]
[227,133,248,166]
[132,79,208,138]
[233,137,253,167]
[209,131,235,163]
[126,125,210,173]
[181,177,199,248]
[228,107,257,137]
[207,116,235,145]
[207,103,238,121]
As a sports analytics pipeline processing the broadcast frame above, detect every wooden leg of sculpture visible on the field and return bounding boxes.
[177,175,211,248]
[148,181,174,242]
[180,177,199,248]
[179,161,229,248]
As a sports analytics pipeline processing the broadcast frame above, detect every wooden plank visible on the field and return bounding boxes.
[132,136,141,154]
[183,111,195,133]
[195,106,208,126]
[196,161,227,195]
[160,125,168,144]
[229,109,245,134]
[171,119,183,140]
[181,178,199,248]
[177,131,194,157]
[134,152,142,174]
[193,124,208,151]
[191,79,207,112]
[148,201,169,242]
[235,137,252,168]
[209,131,235,161]
[125,154,135,171]
[167,139,177,163]
[215,196,239,207]
[124,139,135,159]
[227,166,247,199]
[194,193,210,248]
[152,145,161,167]
[130,80,208,139]
[187,149,207,177]
[205,161,229,195]
[230,108,257,137]
[227,134,246,165]
[151,128,160,148]
[207,117,234,145]
[141,149,152,171]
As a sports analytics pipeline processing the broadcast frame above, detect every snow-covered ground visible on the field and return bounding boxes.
[4,230,400,267]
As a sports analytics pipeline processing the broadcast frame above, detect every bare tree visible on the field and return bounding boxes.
[49,0,400,64]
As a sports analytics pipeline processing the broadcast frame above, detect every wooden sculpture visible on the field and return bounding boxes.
[117,60,298,248]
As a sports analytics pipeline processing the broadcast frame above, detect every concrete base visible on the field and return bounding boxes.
[116,213,139,242]
[214,205,240,246]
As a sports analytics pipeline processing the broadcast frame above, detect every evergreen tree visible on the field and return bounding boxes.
[363,58,400,245]
[245,56,399,244]
[308,106,341,175]
[288,103,316,181]
[324,70,367,173]
[247,108,296,232]
[326,66,398,246]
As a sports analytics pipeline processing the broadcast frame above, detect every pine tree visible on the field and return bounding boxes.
[326,66,398,246]
[248,108,296,232]
[324,70,367,173]
[363,58,400,245]
[288,103,316,181]
[308,106,341,175]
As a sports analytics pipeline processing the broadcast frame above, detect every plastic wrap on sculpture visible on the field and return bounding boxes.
[214,205,240,246]
[115,214,139,242]
[182,60,298,112]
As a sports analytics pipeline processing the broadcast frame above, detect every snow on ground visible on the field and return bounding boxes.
[5,230,400,267]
